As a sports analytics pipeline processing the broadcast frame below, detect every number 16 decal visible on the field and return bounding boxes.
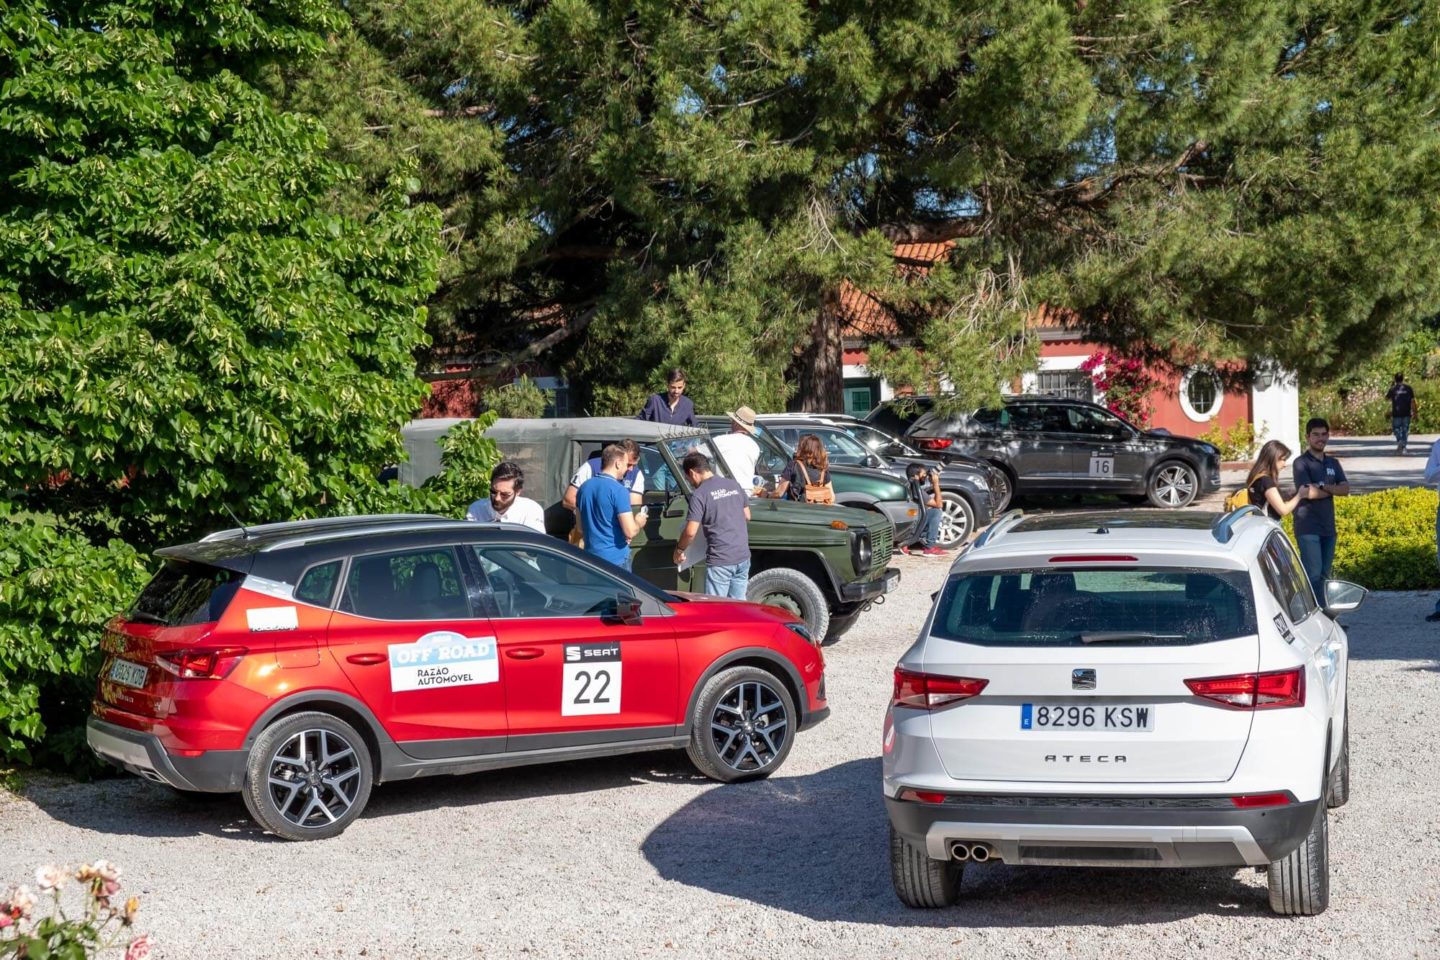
[562,643,622,716]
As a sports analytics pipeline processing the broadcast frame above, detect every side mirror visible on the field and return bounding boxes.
[1322,580,1367,617]
[610,595,644,626]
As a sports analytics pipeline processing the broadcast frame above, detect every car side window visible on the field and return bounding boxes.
[295,561,341,608]
[971,408,1003,435]
[338,548,473,621]
[1262,534,1316,622]
[470,546,630,619]
[816,429,869,465]
[770,427,801,449]
[639,445,676,494]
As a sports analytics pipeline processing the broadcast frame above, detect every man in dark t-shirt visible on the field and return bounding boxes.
[674,451,752,598]
[1292,418,1350,601]
[1386,372,1417,454]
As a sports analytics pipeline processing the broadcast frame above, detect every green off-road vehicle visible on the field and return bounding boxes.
[399,417,900,642]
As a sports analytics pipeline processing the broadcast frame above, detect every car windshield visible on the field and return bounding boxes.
[843,422,918,457]
[814,429,872,465]
[931,567,1257,647]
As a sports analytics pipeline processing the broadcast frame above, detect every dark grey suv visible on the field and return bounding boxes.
[906,396,1222,508]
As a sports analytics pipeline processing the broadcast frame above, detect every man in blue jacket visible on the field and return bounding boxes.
[638,368,696,426]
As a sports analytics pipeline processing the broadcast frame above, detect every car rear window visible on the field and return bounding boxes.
[128,561,243,627]
[931,567,1257,646]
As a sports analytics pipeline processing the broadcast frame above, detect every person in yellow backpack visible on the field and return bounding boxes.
[1243,440,1307,520]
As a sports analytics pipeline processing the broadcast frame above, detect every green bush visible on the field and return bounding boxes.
[481,376,552,419]
[1199,420,1257,461]
[1281,487,1438,591]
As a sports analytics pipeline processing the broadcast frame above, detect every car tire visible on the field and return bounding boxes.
[1267,802,1330,915]
[1147,461,1200,508]
[889,825,963,908]
[747,567,831,640]
[685,665,796,783]
[988,465,1014,514]
[1328,709,1350,809]
[936,492,975,548]
[242,711,373,841]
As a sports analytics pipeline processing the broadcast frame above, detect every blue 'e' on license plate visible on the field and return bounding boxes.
[1021,703,1155,731]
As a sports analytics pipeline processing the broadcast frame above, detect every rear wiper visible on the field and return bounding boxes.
[1079,631,1185,644]
[124,610,169,626]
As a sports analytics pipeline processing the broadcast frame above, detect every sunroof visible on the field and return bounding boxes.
[1012,511,1219,533]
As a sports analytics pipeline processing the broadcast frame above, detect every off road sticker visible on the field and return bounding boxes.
[1088,455,1115,478]
[562,643,621,716]
[389,631,498,692]
[246,606,299,632]
[1273,613,1295,644]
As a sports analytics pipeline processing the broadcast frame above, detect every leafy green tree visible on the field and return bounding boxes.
[482,375,553,418]
[286,0,1440,412]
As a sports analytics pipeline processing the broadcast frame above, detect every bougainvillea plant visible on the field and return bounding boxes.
[1081,351,1154,426]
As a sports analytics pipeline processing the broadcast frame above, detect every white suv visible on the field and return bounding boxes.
[883,507,1364,916]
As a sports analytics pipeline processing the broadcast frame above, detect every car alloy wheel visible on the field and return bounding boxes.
[264,727,365,829]
[709,679,790,773]
[1149,463,1198,508]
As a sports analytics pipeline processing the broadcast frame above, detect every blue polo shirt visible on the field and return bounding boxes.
[576,474,633,567]
[1292,450,1347,537]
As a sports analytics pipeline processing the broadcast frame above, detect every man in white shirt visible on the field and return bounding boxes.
[1424,439,1440,622]
[466,461,547,534]
[563,438,645,510]
[713,405,762,489]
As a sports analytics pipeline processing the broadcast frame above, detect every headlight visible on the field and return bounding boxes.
[851,528,873,572]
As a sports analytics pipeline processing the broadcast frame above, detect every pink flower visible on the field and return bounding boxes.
[125,933,155,960]
[7,886,36,918]
[34,865,66,891]
[0,912,12,929]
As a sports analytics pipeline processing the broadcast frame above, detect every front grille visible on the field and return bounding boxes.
[871,524,892,570]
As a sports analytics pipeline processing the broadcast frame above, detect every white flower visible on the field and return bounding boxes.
[91,860,121,882]
[34,865,66,891]
[9,885,37,917]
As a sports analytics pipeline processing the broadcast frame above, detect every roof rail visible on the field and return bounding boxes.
[1211,506,1261,544]
[971,509,1025,549]
[201,514,440,543]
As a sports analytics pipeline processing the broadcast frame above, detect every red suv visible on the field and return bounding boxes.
[88,515,828,840]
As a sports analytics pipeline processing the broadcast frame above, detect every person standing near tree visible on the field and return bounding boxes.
[638,368,696,427]
[575,444,641,571]
[773,434,834,504]
[1292,418,1350,601]
[1386,372,1417,455]
[674,452,752,598]
[712,405,762,489]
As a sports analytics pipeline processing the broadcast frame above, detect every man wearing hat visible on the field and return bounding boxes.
[713,405,762,489]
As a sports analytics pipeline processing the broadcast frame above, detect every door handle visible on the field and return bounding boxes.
[505,647,544,660]
[346,653,386,666]
[663,506,685,518]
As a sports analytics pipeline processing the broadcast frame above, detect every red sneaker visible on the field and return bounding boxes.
[923,547,948,557]
[899,544,913,556]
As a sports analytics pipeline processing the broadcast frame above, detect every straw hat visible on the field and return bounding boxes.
[727,406,758,434]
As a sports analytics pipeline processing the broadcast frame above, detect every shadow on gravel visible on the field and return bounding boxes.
[642,758,1271,926]
[28,750,704,841]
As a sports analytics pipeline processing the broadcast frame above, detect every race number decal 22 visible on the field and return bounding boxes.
[562,643,621,716]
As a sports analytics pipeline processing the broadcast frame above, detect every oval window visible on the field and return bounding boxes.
[1181,370,1222,422]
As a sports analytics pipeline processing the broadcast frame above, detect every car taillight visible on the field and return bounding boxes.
[1185,668,1304,709]
[1231,792,1293,809]
[892,667,987,710]
[155,647,248,680]
[897,789,950,804]
[914,438,953,450]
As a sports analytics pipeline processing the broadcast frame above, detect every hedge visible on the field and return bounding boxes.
[1281,487,1439,591]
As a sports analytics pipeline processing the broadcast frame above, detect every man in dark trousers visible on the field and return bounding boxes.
[674,451,752,598]
[1386,372,1417,454]
[638,368,696,426]
[1292,417,1350,602]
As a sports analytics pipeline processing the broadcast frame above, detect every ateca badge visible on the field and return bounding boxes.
[561,643,622,716]
[388,631,498,692]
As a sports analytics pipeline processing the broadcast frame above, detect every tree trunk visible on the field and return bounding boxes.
[791,291,844,412]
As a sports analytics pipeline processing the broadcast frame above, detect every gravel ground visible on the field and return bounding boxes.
[3,554,1439,959]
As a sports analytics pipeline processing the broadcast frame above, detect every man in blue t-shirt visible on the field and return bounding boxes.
[674,451,752,598]
[576,444,640,570]
[1291,417,1350,602]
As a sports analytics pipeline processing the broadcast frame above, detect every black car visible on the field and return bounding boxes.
[905,396,1222,508]
[756,415,1000,547]
[864,396,937,438]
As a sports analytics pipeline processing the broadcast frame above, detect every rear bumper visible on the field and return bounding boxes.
[87,717,245,793]
[885,793,1318,867]
[841,567,900,602]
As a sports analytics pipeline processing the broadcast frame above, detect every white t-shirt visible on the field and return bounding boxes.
[713,433,761,486]
[570,461,645,495]
[465,496,547,534]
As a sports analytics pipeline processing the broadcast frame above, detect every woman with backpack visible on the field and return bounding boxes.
[774,434,835,505]
[1243,440,1306,520]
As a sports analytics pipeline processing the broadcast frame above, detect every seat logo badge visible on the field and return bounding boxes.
[1072,668,1096,690]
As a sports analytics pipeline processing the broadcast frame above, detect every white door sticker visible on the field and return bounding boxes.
[1089,455,1115,478]
[562,643,622,716]
[389,631,498,692]
[246,606,299,632]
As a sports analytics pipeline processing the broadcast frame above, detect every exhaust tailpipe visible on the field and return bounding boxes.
[948,841,971,862]
[969,844,992,863]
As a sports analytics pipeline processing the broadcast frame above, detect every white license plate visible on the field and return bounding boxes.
[108,659,148,688]
[885,572,900,592]
[1088,455,1115,478]
[1021,703,1155,732]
